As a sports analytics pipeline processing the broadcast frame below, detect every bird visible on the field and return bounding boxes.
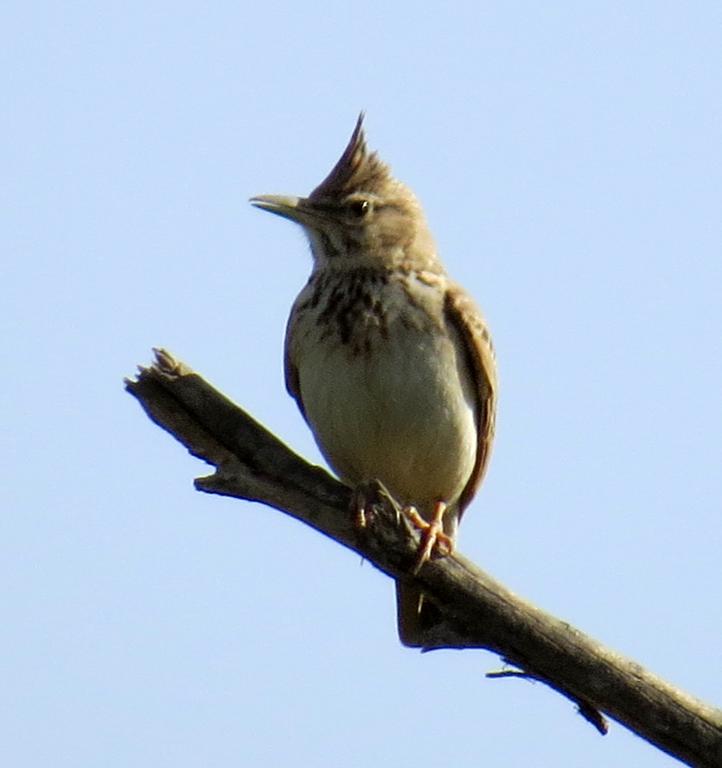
[250,114,497,646]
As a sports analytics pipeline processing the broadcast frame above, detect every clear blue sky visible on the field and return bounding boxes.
[3,3,721,766]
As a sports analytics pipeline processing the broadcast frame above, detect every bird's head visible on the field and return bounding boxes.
[251,114,437,272]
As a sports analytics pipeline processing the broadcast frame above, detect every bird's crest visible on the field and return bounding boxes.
[310,113,392,200]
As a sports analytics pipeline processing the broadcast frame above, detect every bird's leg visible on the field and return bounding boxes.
[350,479,399,528]
[352,483,372,528]
[403,501,454,574]
[351,485,453,572]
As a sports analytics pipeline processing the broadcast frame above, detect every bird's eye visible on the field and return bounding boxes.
[347,199,370,219]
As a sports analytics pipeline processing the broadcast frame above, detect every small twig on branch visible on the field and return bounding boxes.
[486,667,608,734]
[125,349,722,768]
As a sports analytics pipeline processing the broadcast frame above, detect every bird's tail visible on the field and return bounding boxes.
[395,581,444,647]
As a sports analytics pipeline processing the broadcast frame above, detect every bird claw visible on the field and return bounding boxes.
[354,491,370,529]
[350,479,398,529]
[403,502,454,574]
[351,486,453,574]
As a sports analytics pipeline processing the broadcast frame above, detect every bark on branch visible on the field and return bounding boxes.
[125,349,722,767]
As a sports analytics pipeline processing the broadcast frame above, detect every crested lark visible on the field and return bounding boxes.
[251,115,497,646]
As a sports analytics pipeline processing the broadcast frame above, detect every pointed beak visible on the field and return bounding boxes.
[250,194,318,227]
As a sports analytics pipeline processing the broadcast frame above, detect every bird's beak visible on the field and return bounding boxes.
[250,194,319,227]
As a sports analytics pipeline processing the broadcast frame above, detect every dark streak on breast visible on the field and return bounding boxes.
[314,267,394,350]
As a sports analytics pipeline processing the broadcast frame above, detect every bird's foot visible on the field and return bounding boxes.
[351,480,399,529]
[403,501,454,574]
[352,484,372,529]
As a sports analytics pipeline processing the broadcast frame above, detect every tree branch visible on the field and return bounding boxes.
[125,349,722,767]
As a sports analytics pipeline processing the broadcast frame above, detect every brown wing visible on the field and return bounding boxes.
[444,282,497,517]
[283,299,307,420]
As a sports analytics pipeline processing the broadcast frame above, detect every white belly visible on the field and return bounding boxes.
[293,291,477,511]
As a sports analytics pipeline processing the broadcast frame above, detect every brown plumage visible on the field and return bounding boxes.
[252,115,496,645]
